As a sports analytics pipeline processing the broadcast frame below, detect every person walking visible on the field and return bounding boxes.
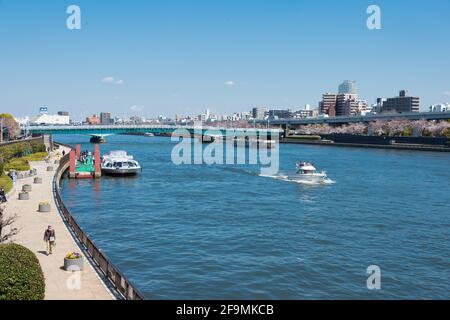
[0,187,7,203]
[43,226,56,255]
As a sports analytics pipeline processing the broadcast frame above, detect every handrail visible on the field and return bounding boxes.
[53,151,145,300]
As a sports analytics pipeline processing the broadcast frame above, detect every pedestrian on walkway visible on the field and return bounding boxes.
[43,225,56,255]
[0,187,7,203]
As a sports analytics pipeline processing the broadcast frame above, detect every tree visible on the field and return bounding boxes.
[0,206,18,243]
[0,114,21,140]
[370,120,386,136]
[411,120,428,137]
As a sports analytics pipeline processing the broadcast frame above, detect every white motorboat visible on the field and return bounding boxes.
[101,151,141,176]
[292,162,328,183]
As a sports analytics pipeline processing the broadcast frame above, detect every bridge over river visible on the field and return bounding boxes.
[27,125,283,142]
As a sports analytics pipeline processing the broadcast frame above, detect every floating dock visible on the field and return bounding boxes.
[69,144,101,179]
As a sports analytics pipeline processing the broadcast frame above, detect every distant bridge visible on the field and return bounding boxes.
[27,125,282,139]
[263,111,450,126]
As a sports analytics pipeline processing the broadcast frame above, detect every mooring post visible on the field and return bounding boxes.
[75,144,81,159]
[69,150,76,179]
[94,144,101,178]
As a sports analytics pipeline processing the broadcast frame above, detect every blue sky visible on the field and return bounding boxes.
[1,0,449,120]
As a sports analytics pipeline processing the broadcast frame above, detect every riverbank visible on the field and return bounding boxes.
[282,135,450,152]
[2,147,114,300]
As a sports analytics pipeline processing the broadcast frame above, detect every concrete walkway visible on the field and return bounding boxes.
[2,149,114,300]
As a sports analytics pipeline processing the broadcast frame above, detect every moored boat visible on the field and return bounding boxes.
[101,151,141,176]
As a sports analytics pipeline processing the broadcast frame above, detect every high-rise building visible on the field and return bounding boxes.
[319,93,337,117]
[381,90,420,113]
[338,80,357,94]
[336,93,358,116]
[100,112,112,125]
[252,107,268,120]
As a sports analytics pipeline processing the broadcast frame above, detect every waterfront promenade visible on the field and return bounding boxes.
[2,147,114,300]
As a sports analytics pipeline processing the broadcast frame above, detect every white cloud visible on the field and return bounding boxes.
[101,76,115,83]
[224,80,235,86]
[101,76,125,85]
[444,90,450,96]
[130,105,144,112]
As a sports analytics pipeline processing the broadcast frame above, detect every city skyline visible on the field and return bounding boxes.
[1,1,450,119]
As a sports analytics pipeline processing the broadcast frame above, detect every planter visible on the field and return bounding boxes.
[22,184,32,192]
[64,258,84,271]
[34,177,43,184]
[18,192,29,200]
[31,169,37,176]
[54,160,60,165]
[47,166,54,172]
[45,159,51,164]
[17,173,24,179]
[38,203,51,213]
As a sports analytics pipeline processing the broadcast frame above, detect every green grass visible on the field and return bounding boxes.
[22,152,48,162]
[4,159,31,172]
[0,174,13,193]
[2,152,48,173]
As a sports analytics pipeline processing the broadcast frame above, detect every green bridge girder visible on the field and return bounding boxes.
[28,125,282,138]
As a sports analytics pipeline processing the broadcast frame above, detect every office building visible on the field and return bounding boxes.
[319,93,337,117]
[430,103,449,112]
[268,109,293,120]
[338,80,357,94]
[86,115,100,125]
[381,90,420,113]
[100,112,112,125]
[252,107,268,120]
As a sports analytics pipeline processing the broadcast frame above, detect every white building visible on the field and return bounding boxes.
[31,114,70,125]
[430,103,449,112]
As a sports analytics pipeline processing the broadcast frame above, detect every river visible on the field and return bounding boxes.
[57,134,450,299]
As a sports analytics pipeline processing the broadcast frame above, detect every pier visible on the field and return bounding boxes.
[69,144,102,179]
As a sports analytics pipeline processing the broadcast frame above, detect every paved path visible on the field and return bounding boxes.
[2,148,114,300]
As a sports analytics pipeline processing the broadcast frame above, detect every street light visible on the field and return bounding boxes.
[0,118,4,144]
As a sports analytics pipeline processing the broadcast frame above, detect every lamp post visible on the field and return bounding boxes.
[0,118,3,144]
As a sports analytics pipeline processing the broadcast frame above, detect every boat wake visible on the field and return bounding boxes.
[260,173,336,186]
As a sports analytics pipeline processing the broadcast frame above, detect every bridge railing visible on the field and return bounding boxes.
[28,124,283,133]
[53,150,145,300]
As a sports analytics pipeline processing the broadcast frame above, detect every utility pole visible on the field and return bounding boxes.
[0,118,3,144]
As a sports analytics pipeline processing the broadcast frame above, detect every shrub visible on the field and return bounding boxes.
[4,159,31,172]
[0,174,13,193]
[22,152,48,162]
[0,244,45,300]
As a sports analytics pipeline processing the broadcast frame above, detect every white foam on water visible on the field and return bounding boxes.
[260,173,336,186]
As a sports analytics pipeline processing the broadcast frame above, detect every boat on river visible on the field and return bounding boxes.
[292,162,328,183]
[101,151,141,176]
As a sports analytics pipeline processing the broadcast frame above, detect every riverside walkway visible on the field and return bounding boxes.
[3,147,114,300]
